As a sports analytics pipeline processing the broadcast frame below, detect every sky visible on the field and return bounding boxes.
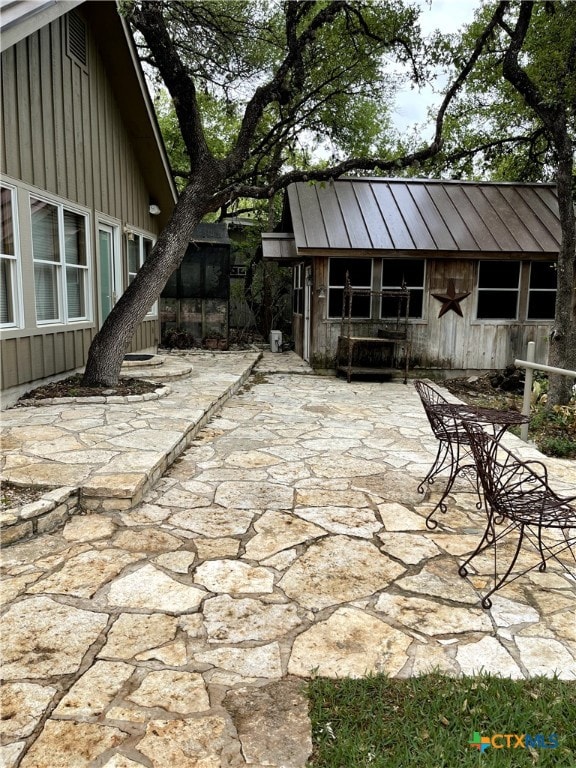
[392,0,482,133]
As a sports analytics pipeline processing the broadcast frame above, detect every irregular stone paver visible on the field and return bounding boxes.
[194,560,274,594]
[0,683,56,740]
[279,536,405,610]
[374,593,492,635]
[26,549,141,598]
[203,595,304,643]
[127,670,210,713]
[54,661,134,717]
[288,606,412,678]
[99,614,178,659]
[1,597,108,679]
[224,680,312,767]
[136,716,241,768]
[1,355,575,767]
[106,564,205,612]
[243,509,325,561]
[19,720,128,768]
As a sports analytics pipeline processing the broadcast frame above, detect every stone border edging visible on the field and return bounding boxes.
[2,351,264,546]
[81,351,263,514]
[14,384,171,407]
[1,486,79,546]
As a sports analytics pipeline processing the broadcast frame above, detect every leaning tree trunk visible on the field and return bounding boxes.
[82,178,216,387]
[546,123,576,407]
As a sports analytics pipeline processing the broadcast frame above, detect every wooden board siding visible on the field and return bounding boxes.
[0,320,158,390]
[308,257,552,372]
[1,11,154,228]
[1,8,165,390]
[0,328,96,390]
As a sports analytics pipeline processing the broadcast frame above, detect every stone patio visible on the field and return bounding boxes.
[1,352,575,767]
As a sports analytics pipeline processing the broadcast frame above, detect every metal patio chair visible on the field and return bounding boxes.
[413,379,479,529]
[459,421,576,608]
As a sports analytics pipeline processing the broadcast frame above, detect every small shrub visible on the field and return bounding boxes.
[162,328,195,349]
[537,435,576,459]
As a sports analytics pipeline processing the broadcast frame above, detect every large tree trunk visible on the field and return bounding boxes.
[82,177,217,387]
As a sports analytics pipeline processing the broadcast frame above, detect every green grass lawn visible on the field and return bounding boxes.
[307,673,576,767]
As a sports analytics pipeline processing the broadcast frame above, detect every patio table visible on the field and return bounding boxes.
[424,402,529,528]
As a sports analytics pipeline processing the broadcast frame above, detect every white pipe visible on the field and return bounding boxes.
[514,360,576,377]
[518,342,535,442]
[514,346,576,442]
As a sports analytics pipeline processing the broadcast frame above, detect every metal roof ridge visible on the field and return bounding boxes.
[319,177,557,188]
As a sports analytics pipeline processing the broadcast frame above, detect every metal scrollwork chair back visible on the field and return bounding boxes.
[459,421,576,608]
[414,379,478,529]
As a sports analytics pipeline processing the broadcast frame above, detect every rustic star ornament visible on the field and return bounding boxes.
[431,278,471,318]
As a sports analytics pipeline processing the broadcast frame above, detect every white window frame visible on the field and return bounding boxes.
[381,258,426,319]
[0,183,23,329]
[476,260,521,321]
[328,258,373,319]
[527,260,557,321]
[126,228,157,318]
[30,193,92,326]
[293,263,304,315]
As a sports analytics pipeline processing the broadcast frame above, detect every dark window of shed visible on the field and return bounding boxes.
[381,258,424,318]
[476,260,520,319]
[293,264,303,315]
[328,258,372,318]
[67,12,87,68]
[527,261,556,320]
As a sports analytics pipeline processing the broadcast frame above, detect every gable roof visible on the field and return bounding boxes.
[0,0,83,50]
[1,0,177,225]
[287,179,561,254]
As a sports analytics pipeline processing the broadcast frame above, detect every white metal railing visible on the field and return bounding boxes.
[514,340,576,441]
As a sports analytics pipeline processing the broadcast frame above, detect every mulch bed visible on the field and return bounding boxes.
[18,374,158,402]
[1,482,50,511]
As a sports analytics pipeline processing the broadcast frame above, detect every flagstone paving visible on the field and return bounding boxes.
[1,353,575,767]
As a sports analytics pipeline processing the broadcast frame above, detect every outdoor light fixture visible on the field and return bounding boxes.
[123,226,135,241]
[317,285,327,299]
[149,204,161,216]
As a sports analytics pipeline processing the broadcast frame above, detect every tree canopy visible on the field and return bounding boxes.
[82,0,574,397]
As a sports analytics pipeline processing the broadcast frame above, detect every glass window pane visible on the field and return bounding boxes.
[479,261,520,288]
[328,289,343,318]
[329,259,372,287]
[527,292,556,320]
[329,259,348,286]
[31,198,60,262]
[0,187,14,255]
[0,258,13,324]
[64,211,86,265]
[348,260,372,287]
[477,290,518,319]
[143,238,153,261]
[530,261,556,289]
[382,259,424,287]
[34,262,59,321]
[66,266,84,318]
[128,238,140,279]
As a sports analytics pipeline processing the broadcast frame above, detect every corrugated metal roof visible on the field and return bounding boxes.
[287,179,561,254]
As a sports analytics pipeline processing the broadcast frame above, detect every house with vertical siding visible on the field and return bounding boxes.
[263,178,562,375]
[0,0,177,403]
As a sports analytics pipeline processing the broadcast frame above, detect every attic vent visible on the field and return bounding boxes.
[67,12,87,68]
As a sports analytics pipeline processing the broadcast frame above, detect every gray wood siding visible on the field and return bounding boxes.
[1,12,154,227]
[1,9,163,390]
[309,257,551,372]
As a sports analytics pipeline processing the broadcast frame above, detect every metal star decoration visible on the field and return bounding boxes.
[431,278,471,317]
